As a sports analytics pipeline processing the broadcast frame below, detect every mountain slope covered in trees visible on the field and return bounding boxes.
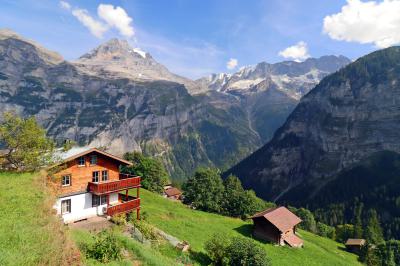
[226,46,400,238]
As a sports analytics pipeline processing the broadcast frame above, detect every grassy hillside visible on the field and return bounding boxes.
[0,172,78,266]
[140,189,362,266]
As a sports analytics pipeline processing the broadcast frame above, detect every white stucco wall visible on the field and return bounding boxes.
[54,192,119,223]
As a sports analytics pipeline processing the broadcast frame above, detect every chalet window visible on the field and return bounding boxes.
[92,171,100,182]
[92,195,107,207]
[90,155,97,165]
[102,170,108,181]
[77,156,85,166]
[61,199,71,214]
[61,175,71,186]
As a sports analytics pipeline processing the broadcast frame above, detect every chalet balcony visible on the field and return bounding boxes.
[88,174,140,195]
[106,195,140,216]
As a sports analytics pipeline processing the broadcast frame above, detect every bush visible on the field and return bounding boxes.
[111,213,127,225]
[227,237,270,266]
[204,233,231,265]
[317,222,336,239]
[131,219,161,241]
[83,230,122,263]
[205,235,270,266]
[335,224,355,243]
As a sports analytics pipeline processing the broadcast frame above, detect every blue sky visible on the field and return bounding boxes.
[1,0,397,78]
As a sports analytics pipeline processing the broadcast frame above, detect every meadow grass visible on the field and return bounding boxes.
[139,189,362,266]
[70,228,182,266]
[0,172,78,266]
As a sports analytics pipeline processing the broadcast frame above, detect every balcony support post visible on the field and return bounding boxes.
[137,208,140,220]
[107,193,110,208]
[137,187,139,198]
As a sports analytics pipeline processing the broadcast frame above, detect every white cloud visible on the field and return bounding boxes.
[98,4,134,38]
[59,1,71,10]
[71,8,108,38]
[323,0,400,48]
[60,2,134,39]
[226,58,238,70]
[278,41,310,62]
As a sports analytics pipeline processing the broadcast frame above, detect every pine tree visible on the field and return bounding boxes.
[354,202,364,238]
[365,209,384,245]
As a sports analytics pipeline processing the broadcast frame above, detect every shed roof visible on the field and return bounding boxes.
[250,206,302,232]
[53,147,132,166]
[165,187,182,197]
[345,239,366,246]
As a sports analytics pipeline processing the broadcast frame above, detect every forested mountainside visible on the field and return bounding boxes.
[0,29,348,180]
[226,46,400,238]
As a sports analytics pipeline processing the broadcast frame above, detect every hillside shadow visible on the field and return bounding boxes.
[189,250,210,265]
[233,224,271,245]
[234,224,253,237]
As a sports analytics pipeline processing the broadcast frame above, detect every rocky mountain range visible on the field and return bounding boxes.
[0,29,349,179]
[226,46,400,205]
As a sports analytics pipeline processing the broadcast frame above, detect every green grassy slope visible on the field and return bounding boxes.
[140,189,361,266]
[0,172,77,266]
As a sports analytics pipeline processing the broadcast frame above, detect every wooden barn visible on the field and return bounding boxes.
[250,206,303,247]
[345,238,366,254]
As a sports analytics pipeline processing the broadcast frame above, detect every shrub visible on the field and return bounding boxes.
[131,219,161,241]
[204,233,231,265]
[205,235,270,266]
[111,213,127,225]
[335,224,355,243]
[226,237,270,266]
[83,230,122,263]
[317,222,336,239]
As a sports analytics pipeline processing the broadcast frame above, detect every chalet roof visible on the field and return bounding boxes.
[345,239,366,246]
[250,206,302,232]
[54,147,132,166]
[165,187,182,197]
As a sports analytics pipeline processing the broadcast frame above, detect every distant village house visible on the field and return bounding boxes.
[50,148,141,224]
[163,185,182,200]
[250,206,303,248]
[345,238,366,254]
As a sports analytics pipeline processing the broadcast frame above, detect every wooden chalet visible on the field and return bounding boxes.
[250,206,303,247]
[51,147,141,223]
[345,238,366,254]
[164,187,182,200]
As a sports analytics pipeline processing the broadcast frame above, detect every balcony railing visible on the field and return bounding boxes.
[88,175,140,195]
[106,198,140,216]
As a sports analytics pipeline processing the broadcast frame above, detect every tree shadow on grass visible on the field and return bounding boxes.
[233,224,271,245]
[189,250,211,265]
[233,224,253,238]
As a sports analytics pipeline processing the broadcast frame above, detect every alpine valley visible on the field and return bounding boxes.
[0,29,349,180]
[226,46,400,239]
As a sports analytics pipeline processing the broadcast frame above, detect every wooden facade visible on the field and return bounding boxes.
[51,148,141,222]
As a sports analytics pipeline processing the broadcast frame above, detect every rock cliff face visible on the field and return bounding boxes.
[226,47,400,203]
[0,29,258,179]
[0,29,349,180]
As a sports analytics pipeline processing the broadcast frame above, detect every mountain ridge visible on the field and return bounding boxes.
[0,28,349,179]
[225,46,400,203]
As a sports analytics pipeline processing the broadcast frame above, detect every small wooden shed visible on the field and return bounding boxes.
[250,206,303,247]
[164,187,182,200]
[345,238,366,254]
